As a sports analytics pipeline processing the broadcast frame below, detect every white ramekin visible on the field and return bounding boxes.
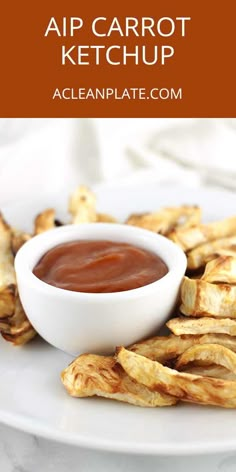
[15,223,186,355]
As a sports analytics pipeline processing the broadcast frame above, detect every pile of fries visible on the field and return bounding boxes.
[0,186,117,345]
[1,185,236,408]
[0,215,35,345]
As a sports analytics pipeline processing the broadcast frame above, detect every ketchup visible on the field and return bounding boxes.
[33,240,168,293]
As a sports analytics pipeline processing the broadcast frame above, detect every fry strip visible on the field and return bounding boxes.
[180,277,236,318]
[61,353,176,407]
[167,317,236,336]
[96,213,117,223]
[0,215,16,317]
[0,296,37,345]
[0,214,36,344]
[34,209,57,235]
[2,327,36,346]
[168,216,236,252]
[129,333,236,363]
[117,347,236,408]
[202,256,236,284]
[181,365,236,381]
[175,344,236,376]
[11,229,31,255]
[69,186,97,224]
[187,236,236,269]
[126,206,201,235]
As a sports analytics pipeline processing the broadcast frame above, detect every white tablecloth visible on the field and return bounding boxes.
[0,118,236,207]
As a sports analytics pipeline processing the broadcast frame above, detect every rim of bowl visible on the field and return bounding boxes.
[14,223,187,301]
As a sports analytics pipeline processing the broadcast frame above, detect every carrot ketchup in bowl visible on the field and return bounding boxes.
[33,240,168,293]
[15,223,186,355]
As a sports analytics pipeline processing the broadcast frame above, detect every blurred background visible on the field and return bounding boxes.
[0,118,235,205]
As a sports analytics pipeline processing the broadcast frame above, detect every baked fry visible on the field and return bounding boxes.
[61,353,176,407]
[96,213,117,223]
[0,296,37,345]
[129,333,236,363]
[69,186,97,224]
[169,216,236,252]
[11,229,31,255]
[0,214,36,344]
[180,277,236,318]
[181,365,236,381]
[167,317,236,336]
[126,206,201,235]
[187,236,236,269]
[2,327,36,346]
[202,256,236,284]
[0,214,16,317]
[116,347,236,408]
[175,344,236,377]
[34,209,57,235]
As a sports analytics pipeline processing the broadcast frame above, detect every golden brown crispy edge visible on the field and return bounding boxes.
[180,277,236,318]
[116,347,236,408]
[61,353,176,407]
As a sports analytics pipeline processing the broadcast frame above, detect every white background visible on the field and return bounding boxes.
[0,118,236,206]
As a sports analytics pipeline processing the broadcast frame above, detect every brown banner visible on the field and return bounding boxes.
[1,0,236,117]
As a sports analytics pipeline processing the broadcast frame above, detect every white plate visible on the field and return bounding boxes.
[1,183,236,456]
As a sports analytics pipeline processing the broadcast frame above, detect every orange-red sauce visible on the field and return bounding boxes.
[33,240,168,293]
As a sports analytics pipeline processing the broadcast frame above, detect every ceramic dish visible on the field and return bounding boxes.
[1,183,236,455]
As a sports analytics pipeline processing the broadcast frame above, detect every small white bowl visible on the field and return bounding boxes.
[15,223,186,355]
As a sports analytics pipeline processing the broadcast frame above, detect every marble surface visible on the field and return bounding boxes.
[1,424,236,472]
